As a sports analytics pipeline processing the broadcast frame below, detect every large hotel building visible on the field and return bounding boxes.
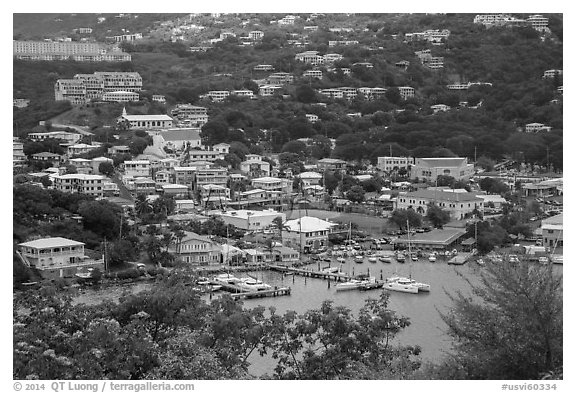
[13,40,131,62]
[54,72,143,105]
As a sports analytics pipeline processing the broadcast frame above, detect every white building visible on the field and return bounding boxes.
[305,114,319,123]
[67,143,99,157]
[102,90,139,102]
[124,160,151,178]
[303,69,323,79]
[119,108,173,129]
[282,216,336,252]
[207,90,230,102]
[410,157,475,182]
[18,237,104,280]
[28,131,82,145]
[525,123,552,133]
[217,209,286,231]
[377,156,415,172]
[398,86,415,100]
[298,171,322,186]
[259,85,283,96]
[395,190,484,220]
[241,155,271,177]
[543,69,562,79]
[53,174,107,196]
[251,177,291,193]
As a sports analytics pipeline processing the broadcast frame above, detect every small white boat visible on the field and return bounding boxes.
[411,253,418,262]
[379,255,392,263]
[214,273,241,284]
[396,253,405,263]
[550,255,563,264]
[237,277,272,292]
[383,277,419,294]
[428,254,436,262]
[335,279,364,291]
[386,275,430,292]
[322,267,340,274]
[355,255,364,263]
[337,257,346,263]
[368,256,377,263]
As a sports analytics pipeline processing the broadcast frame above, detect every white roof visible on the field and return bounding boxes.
[19,237,84,249]
[123,114,173,121]
[55,174,106,180]
[477,194,507,203]
[162,184,188,190]
[219,209,281,219]
[298,171,322,179]
[284,216,336,233]
[252,176,283,183]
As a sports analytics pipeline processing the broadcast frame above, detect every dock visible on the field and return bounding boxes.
[269,265,352,282]
[230,287,291,299]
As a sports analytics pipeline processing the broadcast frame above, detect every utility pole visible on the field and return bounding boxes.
[546,146,550,173]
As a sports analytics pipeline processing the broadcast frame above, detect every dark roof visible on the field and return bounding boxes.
[393,228,467,246]
[417,157,467,168]
[161,129,201,142]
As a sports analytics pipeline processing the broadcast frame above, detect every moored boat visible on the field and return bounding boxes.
[379,255,392,263]
[383,277,419,294]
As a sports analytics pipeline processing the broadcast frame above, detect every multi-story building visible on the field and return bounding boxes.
[172,232,222,266]
[431,104,450,113]
[541,213,562,249]
[302,69,323,79]
[298,171,323,187]
[69,158,93,174]
[253,64,274,71]
[94,72,142,93]
[170,104,209,126]
[132,178,157,196]
[543,69,562,79]
[395,190,484,220]
[249,31,264,40]
[152,95,166,104]
[53,174,107,196]
[240,155,271,177]
[186,149,225,162]
[213,143,230,155]
[259,85,283,96]
[14,40,131,62]
[207,90,230,102]
[525,123,552,133]
[282,216,336,253]
[317,158,346,171]
[200,184,230,206]
[102,91,139,102]
[13,98,30,108]
[174,166,198,186]
[67,143,99,157]
[124,160,151,178]
[54,79,87,105]
[328,40,359,46]
[377,156,415,172]
[410,157,475,182]
[194,168,228,191]
[527,14,549,31]
[18,237,104,279]
[357,87,387,100]
[323,53,344,63]
[216,209,285,231]
[318,88,344,99]
[28,131,82,145]
[13,141,26,166]
[251,177,291,194]
[73,73,105,99]
[31,152,64,165]
[398,86,415,100]
[295,51,324,65]
[230,90,254,98]
[111,33,143,42]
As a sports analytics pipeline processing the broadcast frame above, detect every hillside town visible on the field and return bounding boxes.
[13,13,563,383]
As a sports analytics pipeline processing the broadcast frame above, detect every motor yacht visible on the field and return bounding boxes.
[382,277,419,294]
[213,273,241,284]
[428,253,437,262]
[355,255,364,263]
[379,255,392,263]
[237,277,272,292]
[386,275,430,292]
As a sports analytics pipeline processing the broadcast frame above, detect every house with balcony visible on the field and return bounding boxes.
[398,86,415,100]
[124,160,151,178]
[240,155,271,177]
[541,213,562,250]
[52,174,107,196]
[298,171,322,187]
[303,69,323,79]
[194,167,229,190]
[543,69,562,79]
[207,90,230,102]
[282,216,337,253]
[132,178,157,196]
[394,189,484,220]
[69,158,93,174]
[317,158,346,171]
[431,104,450,113]
[171,232,222,266]
[525,123,552,133]
[259,85,283,96]
[200,184,230,207]
[30,152,64,165]
[13,141,26,166]
[18,237,104,279]
[251,176,291,194]
[213,143,230,155]
[161,184,189,198]
[187,149,225,162]
[67,143,99,157]
[305,114,319,123]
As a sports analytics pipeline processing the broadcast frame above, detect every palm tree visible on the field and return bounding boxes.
[162,233,174,252]
[135,194,152,217]
[272,216,289,264]
[174,230,186,254]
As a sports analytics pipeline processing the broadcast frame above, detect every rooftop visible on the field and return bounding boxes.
[284,216,336,233]
[219,209,281,219]
[122,114,173,121]
[393,228,467,245]
[403,189,482,202]
[417,157,468,168]
[160,129,201,141]
[19,237,85,249]
[252,176,283,183]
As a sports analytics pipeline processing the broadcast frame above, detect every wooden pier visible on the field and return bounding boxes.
[230,287,291,299]
[269,265,352,282]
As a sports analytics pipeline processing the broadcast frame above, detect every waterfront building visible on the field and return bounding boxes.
[173,232,222,266]
[282,216,337,252]
[216,209,286,231]
[18,237,104,280]
[392,228,467,251]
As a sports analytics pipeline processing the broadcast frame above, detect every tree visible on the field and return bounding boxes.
[77,200,122,240]
[389,209,422,230]
[135,194,153,217]
[346,185,365,203]
[129,137,149,156]
[479,177,509,195]
[439,261,562,379]
[281,140,308,157]
[98,162,115,176]
[426,204,451,228]
[295,85,317,103]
